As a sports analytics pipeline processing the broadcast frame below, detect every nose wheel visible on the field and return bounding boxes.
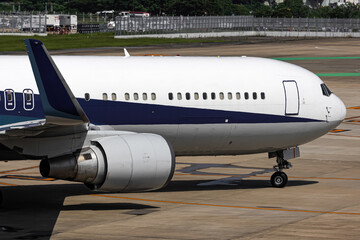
[269,150,293,188]
[271,171,288,188]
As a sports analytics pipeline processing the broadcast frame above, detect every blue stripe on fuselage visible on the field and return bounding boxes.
[0,92,45,126]
[79,99,321,125]
[0,92,322,128]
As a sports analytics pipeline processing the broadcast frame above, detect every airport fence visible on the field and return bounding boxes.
[77,13,115,24]
[0,14,46,33]
[114,16,360,36]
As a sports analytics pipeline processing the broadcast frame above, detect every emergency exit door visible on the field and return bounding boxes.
[283,80,299,115]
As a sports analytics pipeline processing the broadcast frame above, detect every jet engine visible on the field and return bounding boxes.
[39,133,175,192]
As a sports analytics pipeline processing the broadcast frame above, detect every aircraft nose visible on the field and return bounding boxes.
[335,95,347,122]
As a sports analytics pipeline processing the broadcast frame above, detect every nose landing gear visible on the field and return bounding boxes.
[268,147,299,188]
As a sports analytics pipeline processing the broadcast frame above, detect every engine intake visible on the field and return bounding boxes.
[40,133,175,192]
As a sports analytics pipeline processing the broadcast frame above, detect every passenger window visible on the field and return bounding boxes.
[134,93,139,100]
[245,92,249,100]
[4,89,15,111]
[143,93,147,100]
[151,93,156,100]
[203,92,207,100]
[236,92,241,100]
[125,93,130,100]
[186,92,190,100]
[23,89,34,111]
[168,93,173,100]
[103,93,108,101]
[194,92,199,100]
[228,92,232,100]
[7,92,12,101]
[253,92,257,100]
[85,93,90,101]
[219,92,224,100]
[211,92,216,100]
[25,93,31,101]
[112,93,117,101]
[261,92,265,99]
[177,93,182,100]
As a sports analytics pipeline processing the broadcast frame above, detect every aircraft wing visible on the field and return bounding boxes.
[0,39,89,138]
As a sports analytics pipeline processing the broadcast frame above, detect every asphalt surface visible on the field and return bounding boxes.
[0,37,360,240]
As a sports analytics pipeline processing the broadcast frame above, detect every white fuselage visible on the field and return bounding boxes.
[0,55,346,156]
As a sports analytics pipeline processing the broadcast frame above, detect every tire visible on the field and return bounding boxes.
[271,172,288,188]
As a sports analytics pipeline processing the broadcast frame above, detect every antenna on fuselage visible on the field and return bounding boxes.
[124,48,130,57]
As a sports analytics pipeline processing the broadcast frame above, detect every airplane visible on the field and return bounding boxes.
[0,39,346,203]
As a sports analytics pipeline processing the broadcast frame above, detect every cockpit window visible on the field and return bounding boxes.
[321,83,332,97]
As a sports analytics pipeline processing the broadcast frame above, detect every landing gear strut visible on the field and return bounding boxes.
[269,148,299,188]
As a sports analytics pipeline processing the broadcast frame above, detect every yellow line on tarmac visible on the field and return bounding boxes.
[0,182,17,186]
[0,166,38,174]
[91,194,360,216]
[5,175,55,181]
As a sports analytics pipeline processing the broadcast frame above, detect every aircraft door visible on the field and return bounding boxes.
[282,80,299,115]
[4,89,15,111]
[23,89,34,111]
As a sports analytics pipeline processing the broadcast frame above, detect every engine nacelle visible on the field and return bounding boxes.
[40,133,175,192]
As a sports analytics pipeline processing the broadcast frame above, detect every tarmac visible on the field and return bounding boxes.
[1,37,360,240]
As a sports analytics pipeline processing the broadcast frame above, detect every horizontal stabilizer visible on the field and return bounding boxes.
[24,39,89,125]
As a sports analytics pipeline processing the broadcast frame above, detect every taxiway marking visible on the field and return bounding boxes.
[0,182,17,186]
[91,194,360,216]
[0,166,38,174]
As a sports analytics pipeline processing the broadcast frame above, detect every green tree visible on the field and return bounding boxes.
[165,0,206,16]
[272,4,292,17]
[253,3,273,17]
[308,6,332,18]
[232,4,250,15]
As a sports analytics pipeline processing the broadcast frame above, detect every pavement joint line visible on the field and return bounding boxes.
[345,115,360,120]
[273,57,360,60]
[91,194,360,216]
[174,173,360,181]
[342,122,360,126]
[327,133,360,138]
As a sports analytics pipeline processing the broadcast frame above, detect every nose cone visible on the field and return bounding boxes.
[336,95,347,122]
[327,94,346,131]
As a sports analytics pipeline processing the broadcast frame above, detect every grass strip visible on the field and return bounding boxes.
[0,32,226,52]
[316,73,360,77]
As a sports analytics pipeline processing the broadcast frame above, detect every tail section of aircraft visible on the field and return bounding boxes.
[24,39,89,125]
